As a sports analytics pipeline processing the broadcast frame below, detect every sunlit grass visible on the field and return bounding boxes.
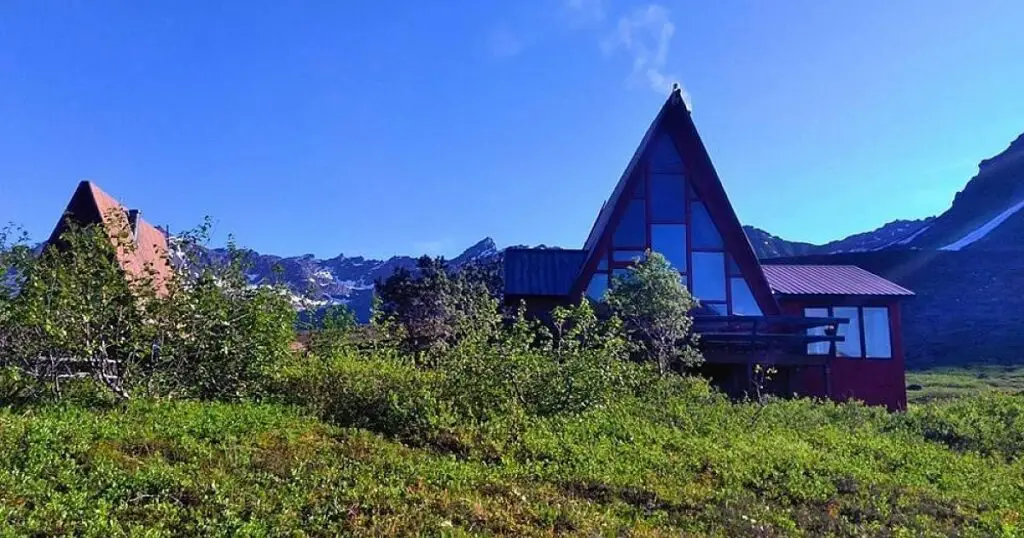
[906,365,1024,404]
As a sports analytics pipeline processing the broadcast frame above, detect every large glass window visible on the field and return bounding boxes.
[649,173,686,221]
[803,306,893,359]
[862,307,892,358]
[730,277,761,316]
[692,251,726,302]
[727,255,741,276]
[833,306,862,358]
[690,201,723,249]
[804,308,830,355]
[647,134,684,173]
[613,199,646,248]
[651,224,687,271]
[586,274,608,301]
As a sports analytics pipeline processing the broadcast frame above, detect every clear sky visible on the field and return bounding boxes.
[2,1,1023,259]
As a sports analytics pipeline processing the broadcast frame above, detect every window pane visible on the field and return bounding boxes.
[613,199,646,247]
[586,274,608,301]
[727,255,741,275]
[647,133,684,173]
[805,308,830,355]
[834,306,862,358]
[649,173,686,221]
[690,201,723,249]
[651,224,687,271]
[692,252,726,302]
[863,307,892,358]
[612,250,645,263]
[730,277,761,316]
[706,303,729,315]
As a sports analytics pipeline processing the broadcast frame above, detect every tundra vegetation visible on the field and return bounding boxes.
[0,222,1021,537]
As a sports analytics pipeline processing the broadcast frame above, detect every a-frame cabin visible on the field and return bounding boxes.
[505,87,913,410]
[46,181,174,295]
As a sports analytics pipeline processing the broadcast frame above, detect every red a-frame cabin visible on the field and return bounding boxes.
[504,87,912,410]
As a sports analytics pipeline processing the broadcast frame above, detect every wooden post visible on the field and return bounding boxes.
[824,358,833,401]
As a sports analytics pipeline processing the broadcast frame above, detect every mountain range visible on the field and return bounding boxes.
[241,132,1024,367]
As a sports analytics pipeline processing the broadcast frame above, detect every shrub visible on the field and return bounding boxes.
[0,218,153,400]
[272,350,455,446]
[0,218,297,402]
[895,391,1024,461]
[143,228,297,400]
[605,251,702,373]
[372,256,501,361]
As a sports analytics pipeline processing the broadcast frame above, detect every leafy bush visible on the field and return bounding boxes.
[0,219,152,399]
[606,251,702,373]
[272,350,451,442]
[372,256,501,361]
[438,301,649,422]
[0,219,297,402]
[896,391,1024,461]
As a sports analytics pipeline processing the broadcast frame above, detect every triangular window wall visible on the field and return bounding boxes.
[584,133,762,316]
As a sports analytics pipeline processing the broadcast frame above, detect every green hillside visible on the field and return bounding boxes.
[1,366,1022,536]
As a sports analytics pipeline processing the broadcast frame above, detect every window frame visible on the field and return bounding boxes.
[801,305,894,360]
[582,138,767,317]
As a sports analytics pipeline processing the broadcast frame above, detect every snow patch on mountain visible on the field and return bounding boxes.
[892,225,930,247]
[939,199,1024,251]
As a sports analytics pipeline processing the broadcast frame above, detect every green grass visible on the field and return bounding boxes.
[906,366,1024,404]
[0,383,1022,536]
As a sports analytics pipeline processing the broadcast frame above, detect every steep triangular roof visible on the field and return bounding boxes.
[572,87,780,315]
[47,181,173,294]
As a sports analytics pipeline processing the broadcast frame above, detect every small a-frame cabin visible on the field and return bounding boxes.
[504,88,913,410]
[46,181,174,294]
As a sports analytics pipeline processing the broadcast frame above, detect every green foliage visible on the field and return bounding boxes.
[606,251,702,373]
[906,365,1024,404]
[896,392,1024,461]
[0,217,296,402]
[143,224,296,400]
[439,301,649,424]
[372,256,500,361]
[0,388,1021,535]
[273,350,450,442]
[0,218,152,399]
[302,304,358,358]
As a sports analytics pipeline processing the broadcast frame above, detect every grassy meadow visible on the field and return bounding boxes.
[0,355,1022,537]
[906,366,1024,405]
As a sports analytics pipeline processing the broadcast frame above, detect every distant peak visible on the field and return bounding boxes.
[469,237,496,249]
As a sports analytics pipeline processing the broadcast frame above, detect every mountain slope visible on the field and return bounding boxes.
[904,134,1024,251]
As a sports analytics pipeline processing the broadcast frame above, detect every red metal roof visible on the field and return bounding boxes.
[761,264,914,297]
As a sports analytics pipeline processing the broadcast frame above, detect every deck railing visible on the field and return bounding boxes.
[692,314,848,365]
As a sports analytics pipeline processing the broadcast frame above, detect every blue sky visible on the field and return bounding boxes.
[1,1,1023,259]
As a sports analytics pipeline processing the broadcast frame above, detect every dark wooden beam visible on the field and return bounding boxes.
[702,353,829,366]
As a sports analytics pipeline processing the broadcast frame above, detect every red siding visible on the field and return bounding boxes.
[779,298,907,411]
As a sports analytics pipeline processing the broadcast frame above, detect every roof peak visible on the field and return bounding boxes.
[668,82,689,111]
